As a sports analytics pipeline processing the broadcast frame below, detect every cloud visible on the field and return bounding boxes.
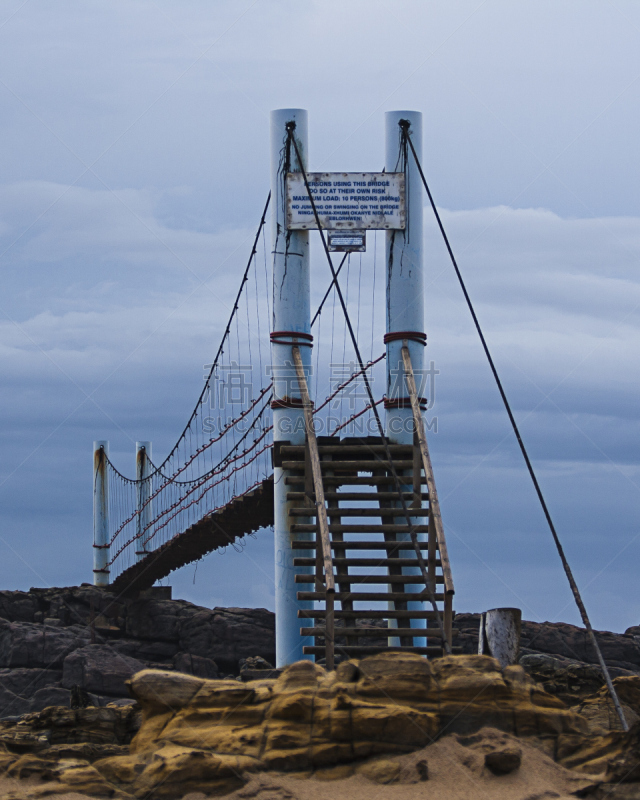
[0,0,638,631]
[0,183,639,630]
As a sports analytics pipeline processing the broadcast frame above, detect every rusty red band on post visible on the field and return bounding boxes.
[270,397,306,410]
[270,330,314,346]
[384,396,427,410]
[383,331,427,345]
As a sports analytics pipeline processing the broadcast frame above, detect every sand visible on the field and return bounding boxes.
[0,729,603,800]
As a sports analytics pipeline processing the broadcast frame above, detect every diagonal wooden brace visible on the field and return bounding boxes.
[292,345,335,670]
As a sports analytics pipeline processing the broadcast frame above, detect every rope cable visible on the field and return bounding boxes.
[400,121,628,730]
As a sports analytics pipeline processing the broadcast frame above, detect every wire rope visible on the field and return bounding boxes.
[400,122,628,729]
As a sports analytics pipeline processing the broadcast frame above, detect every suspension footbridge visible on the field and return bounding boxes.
[92,108,459,669]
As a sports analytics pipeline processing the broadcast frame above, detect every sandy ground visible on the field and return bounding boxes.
[0,729,604,800]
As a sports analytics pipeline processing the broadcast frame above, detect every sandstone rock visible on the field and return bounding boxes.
[0,703,140,755]
[91,654,588,797]
[1,655,632,799]
[484,746,522,774]
[61,644,145,697]
[356,758,401,783]
[577,676,640,734]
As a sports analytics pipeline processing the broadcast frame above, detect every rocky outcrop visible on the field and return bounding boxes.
[0,653,599,798]
[454,612,640,706]
[0,587,274,718]
[2,586,640,720]
[61,646,145,697]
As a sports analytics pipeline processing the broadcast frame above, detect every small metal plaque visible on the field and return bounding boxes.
[327,230,366,252]
[286,172,405,230]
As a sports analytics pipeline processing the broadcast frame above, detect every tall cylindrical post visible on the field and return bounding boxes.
[135,441,152,562]
[385,110,424,442]
[93,440,110,586]
[271,109,313,667]
[385,111,426,645]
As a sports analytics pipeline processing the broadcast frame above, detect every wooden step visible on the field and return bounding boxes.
[297,591,446,602]
[298,609,443,620]
[280,444,413,456]
[286,492,429,502]
[295,574,443,584]
[293,557,439,568]
[282,459,415,472]
[291,541,435,552]
[289,507,428,518]
[300,627,447,638]
[303,645,447,656]
[286,476,427,486]
[291,524,429,534]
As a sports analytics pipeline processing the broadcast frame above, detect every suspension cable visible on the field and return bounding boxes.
[311,252,349,328]
[286,124,451,654]
[400,121,628,729]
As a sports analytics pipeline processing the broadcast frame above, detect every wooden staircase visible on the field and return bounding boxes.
[282,437,455,661]
[285,342,456,665]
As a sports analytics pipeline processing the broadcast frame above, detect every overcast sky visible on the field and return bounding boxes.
[1,0,639,634]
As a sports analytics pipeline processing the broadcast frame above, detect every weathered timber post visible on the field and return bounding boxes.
[93,440,110,586]
[479,607,522,668]
[135,441,152,562]
[385,111,427,646]
[271,108,314,666]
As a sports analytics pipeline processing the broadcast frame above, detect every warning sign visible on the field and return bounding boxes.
[286,172,405,230]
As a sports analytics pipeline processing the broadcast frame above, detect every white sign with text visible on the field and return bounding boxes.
[286,172,405,230]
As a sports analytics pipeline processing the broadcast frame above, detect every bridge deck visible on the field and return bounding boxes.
[111,477,274,595]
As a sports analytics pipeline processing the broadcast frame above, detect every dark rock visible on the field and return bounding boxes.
[238,655,277,682]
[109,638,179,662]
[521,620,640,672]
[0,688,29,718]
[239,668,282,682]
[179,606,275,674]
[0,668,62,696]
[416,759,429,781]
[519,653,608,706]
[239,655,273,672]
[61,645,145,697]
[0,620,91,668]
[0,591,39,623]
[70,685,93,709]
[29,687,72,713]
[172,652,219,679]
[0,668,64,718]
[484,747,522,775]
[453,612,640,706]
[125,598,186,642]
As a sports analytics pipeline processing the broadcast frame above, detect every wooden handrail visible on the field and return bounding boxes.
[292,345,335,670]
[401,343,455,597]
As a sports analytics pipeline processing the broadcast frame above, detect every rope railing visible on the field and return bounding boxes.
[104,387,273,550]
[102,195,275,579]
[100,177,395,591]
